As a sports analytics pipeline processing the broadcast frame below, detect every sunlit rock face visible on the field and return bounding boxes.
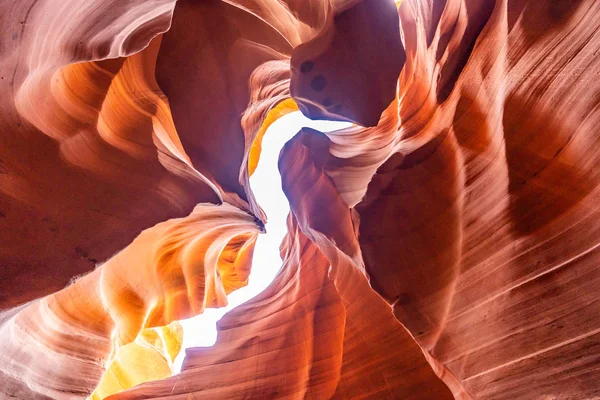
[1,0,600,399]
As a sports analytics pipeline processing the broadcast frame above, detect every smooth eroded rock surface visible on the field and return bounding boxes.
[1,0,600,399]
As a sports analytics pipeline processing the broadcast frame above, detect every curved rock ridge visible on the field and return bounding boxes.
[0,3,220,310]
[109,215,453,400]
[1,0,406,397]
[281,0,600,398]
[2,0,600,398]
[356,0,600,398]
[0,202,261,399]
[89,322,183,400]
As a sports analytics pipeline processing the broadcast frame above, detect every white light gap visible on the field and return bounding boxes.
[174,111,351,373]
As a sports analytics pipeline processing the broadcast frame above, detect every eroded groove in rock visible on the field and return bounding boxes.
[0,203,261,399]
[2,0,600,398]
[109,218,453,399]
[154,0,294,200]
[355,0,600,398]
[0,0,221,310]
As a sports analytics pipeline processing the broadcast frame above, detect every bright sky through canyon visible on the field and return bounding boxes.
[174,112,352,373]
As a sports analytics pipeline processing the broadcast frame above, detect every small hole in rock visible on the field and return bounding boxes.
[311,75,327,91]
[300,61,314,73]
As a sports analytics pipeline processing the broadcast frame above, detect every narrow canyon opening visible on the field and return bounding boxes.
[5,0,600,398]
[173,111,352,373]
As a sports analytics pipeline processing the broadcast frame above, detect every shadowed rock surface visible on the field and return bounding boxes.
[1,0,600,399]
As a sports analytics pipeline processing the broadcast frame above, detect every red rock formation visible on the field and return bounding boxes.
[0,203,261,398]
[2,0,600,398]
[112,215,452,399]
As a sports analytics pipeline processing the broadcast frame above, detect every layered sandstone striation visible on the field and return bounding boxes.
[1,0,600,399]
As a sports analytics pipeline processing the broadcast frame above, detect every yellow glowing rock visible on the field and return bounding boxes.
[247,98,299,177]
[90,322,182,400]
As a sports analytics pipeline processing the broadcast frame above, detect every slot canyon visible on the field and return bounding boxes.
[1,0,600,399]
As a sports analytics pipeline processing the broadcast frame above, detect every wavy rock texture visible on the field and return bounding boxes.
[111,215,452,399]
[2,0,600,399]
[89,322,183,400]
[0,0,219,310]
[0,203,261,398]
